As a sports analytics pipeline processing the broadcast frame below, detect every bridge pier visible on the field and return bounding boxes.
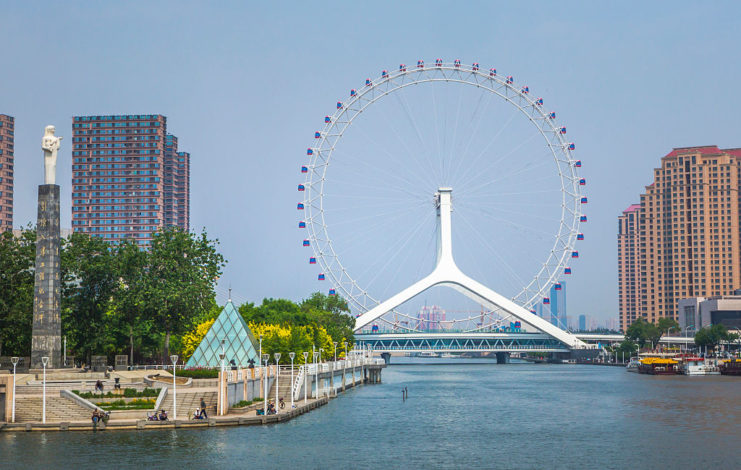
[495,352,510,364]
[381,352,391,365]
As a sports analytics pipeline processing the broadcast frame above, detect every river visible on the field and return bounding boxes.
[2,359,739,469]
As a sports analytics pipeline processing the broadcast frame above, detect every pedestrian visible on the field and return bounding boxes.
[200,398,208,418]
[95,379,104,394]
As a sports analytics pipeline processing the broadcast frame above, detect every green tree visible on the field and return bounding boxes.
[657,317,680,336]
[61,233,119,363]
[694,324,738,351]
[0,229,35,356]
[300,292,355,347]
[142,227,225,360]
[109,240,153,365]
[625,318,661,348]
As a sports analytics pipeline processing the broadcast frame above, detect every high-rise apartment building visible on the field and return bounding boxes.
[0,114,14,230]
[163,134,190,230]
[578,314,586,331]
[417,305,446,331]
[617,204,642,331]
[71,114,191,245]
[618,146,741,331]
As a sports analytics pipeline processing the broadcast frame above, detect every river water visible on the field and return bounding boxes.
[2,359,739,469]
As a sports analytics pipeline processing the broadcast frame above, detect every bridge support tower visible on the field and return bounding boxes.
[381,353,391,365]
[496,352,510,364]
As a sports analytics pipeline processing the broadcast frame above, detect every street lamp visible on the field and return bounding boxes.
[289,352,296,409]
[170,355,178,420]
[302,351,309,404]
[41,356,49,424]
[262,354,269,415]
[11,357,19,423]
[219,339,226,415]
[313,351,320,399]
[259,334,263,372]
[274,353,281,411]
[333,342,338,364]
[343,341,348,381]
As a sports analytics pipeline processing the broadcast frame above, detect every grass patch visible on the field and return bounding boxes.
[72,388,160,399]
[232,397,264,408]
[95,398,156,411]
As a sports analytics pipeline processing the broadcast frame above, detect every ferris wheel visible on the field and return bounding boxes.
[297,59,586,335]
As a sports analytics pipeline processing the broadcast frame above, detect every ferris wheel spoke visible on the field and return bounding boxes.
[458,156,553,199]
[330,142,430,192]
[393,90,441,183]
[450,107,520,188]
[367,104,439,187]
[457,210,527,289]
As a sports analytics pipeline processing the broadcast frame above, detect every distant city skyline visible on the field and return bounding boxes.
[3,2,741,320]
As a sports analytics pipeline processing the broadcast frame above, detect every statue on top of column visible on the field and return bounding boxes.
[41,125,63,185]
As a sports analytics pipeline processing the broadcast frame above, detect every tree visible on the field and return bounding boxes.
[694,324,738,351]
[180,318,216,361]
[657,317,680,336]
[61,233,119,363]
[625,318,661,348]
[300,293,355,346]
[0,229,35,356]
[142,227,225,360]
[109,240,151,365]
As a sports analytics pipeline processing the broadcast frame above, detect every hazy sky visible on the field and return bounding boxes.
[3,1,740,322]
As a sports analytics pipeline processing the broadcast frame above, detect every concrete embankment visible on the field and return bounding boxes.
[0,397,329,433]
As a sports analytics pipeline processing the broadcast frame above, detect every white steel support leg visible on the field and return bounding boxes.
[354,188,588,349]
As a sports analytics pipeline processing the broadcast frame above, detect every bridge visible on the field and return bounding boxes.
[355,332,695,359]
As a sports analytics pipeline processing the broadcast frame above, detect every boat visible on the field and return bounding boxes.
[625,357,640,372]
[440,353,456,358]
[720,358,741,376]
[680,357,720,376]
[418,352,439,358]
[638,357,680,375]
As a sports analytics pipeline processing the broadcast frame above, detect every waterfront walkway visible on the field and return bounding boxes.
[0,397,329,432]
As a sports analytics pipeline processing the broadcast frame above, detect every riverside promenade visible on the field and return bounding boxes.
[0,357,386,433]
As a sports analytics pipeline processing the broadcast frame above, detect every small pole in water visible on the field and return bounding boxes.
[405,387,408,399]
[402,389,405,402]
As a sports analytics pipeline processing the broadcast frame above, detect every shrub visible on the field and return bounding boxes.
[177,368,219,379]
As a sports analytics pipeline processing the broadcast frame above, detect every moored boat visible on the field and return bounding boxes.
[681,357,720,376]
[626,357,640,372]
[638,357,680,375]
[720,358,741,376]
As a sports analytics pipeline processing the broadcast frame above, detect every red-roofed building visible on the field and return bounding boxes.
[618,145,741,331]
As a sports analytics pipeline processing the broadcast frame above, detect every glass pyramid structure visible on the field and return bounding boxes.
[185,301,260,368]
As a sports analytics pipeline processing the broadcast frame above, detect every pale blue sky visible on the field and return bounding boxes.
[3,1,740,322]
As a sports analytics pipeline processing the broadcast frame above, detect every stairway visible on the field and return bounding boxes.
[267,372,294,404]
[13,395,92,423]
[159,389,217,419]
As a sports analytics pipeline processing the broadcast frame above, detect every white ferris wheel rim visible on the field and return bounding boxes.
[301,61,584,317]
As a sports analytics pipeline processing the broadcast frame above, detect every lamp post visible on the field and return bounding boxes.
[170,355,178,420]
[343,342,348,386]
[259,334,263,373]
[302,351,309,404]
[11,357,19,423]
[319,348,324,397]
[41,356,49,423]
[219,339,226,415]
[262,354,269,415]
[333,342,338,364]
[313,351,320,399]
[274,352,281,411]
[289,352,295,409]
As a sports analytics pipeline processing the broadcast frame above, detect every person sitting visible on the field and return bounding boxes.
[158,409,168,421]
[193,408,204,420]
[267,401,276,415]
[147,411,159,421]
[91,410,101,425]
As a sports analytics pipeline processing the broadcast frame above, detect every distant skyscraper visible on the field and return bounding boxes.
[0,114,14,230]
[417,305,445,331]
[618,146,741,331]
[71,114,191,245]
[548,281,567,330]
[578,314,586,331]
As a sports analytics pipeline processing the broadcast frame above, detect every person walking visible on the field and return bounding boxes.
[200,398,208,418]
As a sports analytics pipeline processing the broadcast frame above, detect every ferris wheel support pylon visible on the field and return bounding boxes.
[353,187,589,349]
